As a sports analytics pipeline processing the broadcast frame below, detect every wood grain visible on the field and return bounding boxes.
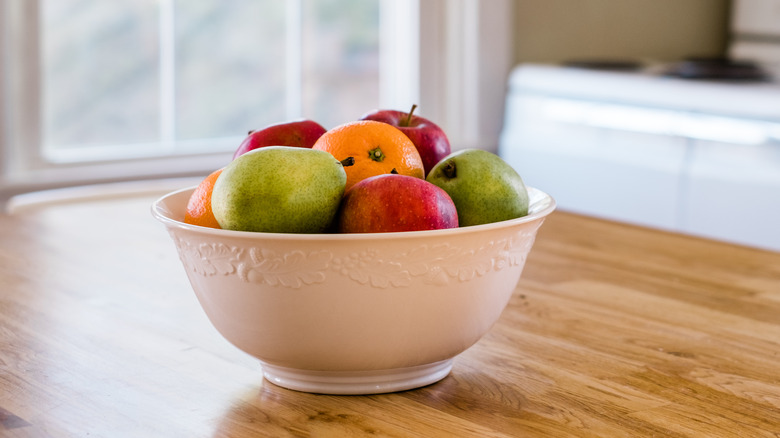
[1,192,779,437]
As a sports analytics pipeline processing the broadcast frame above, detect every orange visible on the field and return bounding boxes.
[184,168,223,228]
[312,120,424,191]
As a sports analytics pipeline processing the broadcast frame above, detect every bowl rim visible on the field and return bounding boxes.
[151,186,556,241]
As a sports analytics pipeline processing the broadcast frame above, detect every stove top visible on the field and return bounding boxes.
[563,57,775,82]
[510,63,780,122]
[663,57,771,81]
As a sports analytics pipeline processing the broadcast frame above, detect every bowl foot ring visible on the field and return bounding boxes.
[261,359,454,395]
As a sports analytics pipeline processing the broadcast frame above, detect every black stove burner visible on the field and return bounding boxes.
[664,57,770,81]
[562,59,644,72]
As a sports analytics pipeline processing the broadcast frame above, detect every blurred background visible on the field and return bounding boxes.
[2,0,779,250]
[502,0,780,252]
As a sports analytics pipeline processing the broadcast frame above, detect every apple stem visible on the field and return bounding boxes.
[442,161,457,179]
[247,130,255,135]
[390,168,398,174]
[340,157,355,167]
[405,104,417,126]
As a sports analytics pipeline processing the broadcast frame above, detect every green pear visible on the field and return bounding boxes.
[426,149,529,227]
[212,146,349,233]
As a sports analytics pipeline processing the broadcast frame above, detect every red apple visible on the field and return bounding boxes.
[360,105,451,176]
[336,174,458,233]
[232,119,327,159]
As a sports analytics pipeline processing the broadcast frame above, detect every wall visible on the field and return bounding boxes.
[512,0,732,65]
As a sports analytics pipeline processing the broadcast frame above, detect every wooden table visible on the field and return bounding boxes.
[2,189,779,437]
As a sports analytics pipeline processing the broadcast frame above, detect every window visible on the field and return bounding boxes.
[23,0,381,162]
[1,0,512,203]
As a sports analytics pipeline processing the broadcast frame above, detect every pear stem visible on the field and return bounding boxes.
[405,104,417,126]
[340,157,355,167]
[442,160,457,179]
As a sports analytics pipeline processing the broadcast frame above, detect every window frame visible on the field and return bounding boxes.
[0,0,512,203]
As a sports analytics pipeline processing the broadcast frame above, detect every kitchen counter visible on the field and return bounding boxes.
[1,189,779,437]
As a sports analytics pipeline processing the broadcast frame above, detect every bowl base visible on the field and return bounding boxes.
[261,359,454,395]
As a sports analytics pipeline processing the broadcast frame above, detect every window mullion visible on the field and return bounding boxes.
[379,0,420,111]
[286,0,303,120]
[159,0,176,150]
[3,0,44,175]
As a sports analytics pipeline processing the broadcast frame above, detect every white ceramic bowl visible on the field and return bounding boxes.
[152,186,555,394]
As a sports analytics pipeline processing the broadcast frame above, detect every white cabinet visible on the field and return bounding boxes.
[682,139,780,249]
[499,64,780,252]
